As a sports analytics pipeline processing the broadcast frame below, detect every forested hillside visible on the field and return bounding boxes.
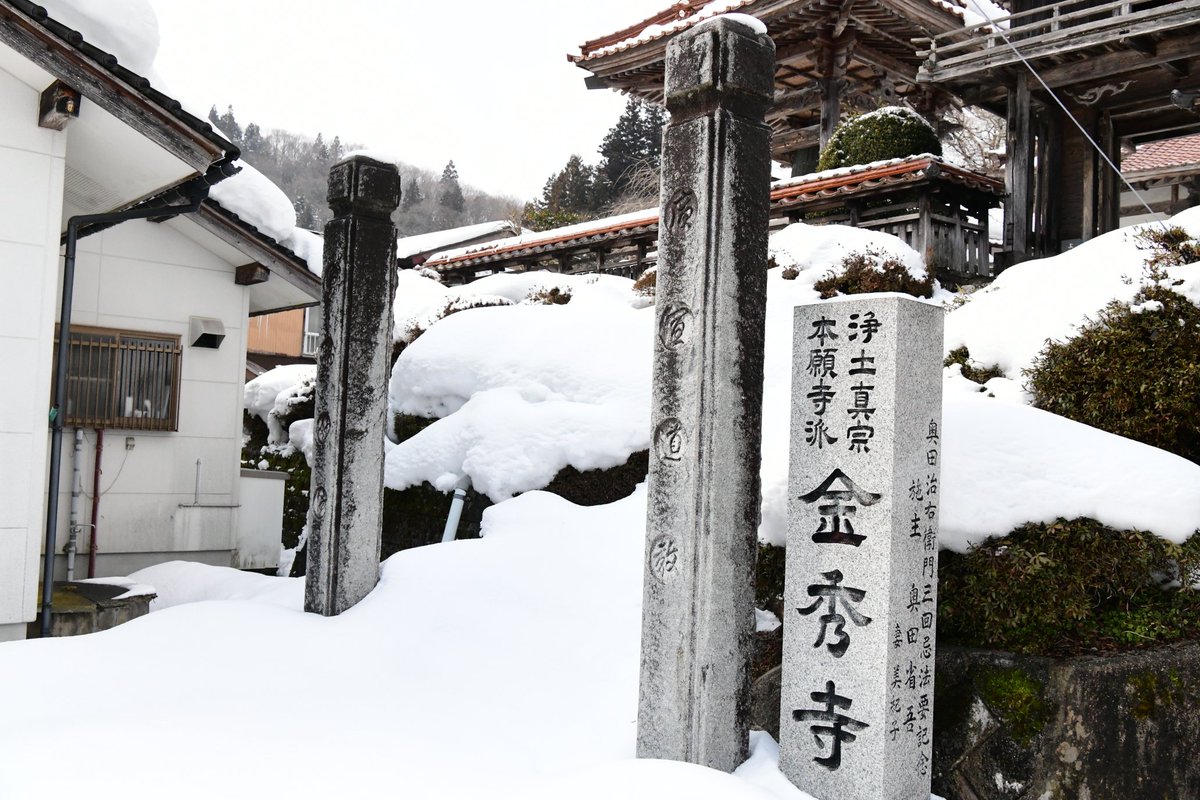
[207,106,522,236]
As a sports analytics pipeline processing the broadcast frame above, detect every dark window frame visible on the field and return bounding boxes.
[53,325,182,431]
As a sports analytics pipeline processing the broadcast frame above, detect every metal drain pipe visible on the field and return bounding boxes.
[39,185,211,637]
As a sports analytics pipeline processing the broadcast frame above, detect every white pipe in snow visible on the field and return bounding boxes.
[66,428,83,581]
[441,476,472,543]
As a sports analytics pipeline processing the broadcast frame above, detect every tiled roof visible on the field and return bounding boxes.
[427,156,1002,271]
[572,0,967,63]
[1122,133,1200,175]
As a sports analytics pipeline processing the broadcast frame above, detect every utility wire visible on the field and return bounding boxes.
[963,0,1164,223]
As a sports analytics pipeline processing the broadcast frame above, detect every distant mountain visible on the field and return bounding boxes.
[208,105,523,235]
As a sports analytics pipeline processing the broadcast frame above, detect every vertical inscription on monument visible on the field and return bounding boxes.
[781,296,943,800]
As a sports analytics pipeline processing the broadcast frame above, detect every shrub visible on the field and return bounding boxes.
[1135,225,1200,273]
[816,107,942,171]
[542,450,648,506]
[944,345,1005,384]
[632,267,656,299]
[526,286,572,305]
[813,248,934,299]
[938,518,1200,656]
[241,447,311,576]
[1024,284,1200,463]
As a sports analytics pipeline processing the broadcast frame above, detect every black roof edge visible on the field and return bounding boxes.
[8,0,239,162]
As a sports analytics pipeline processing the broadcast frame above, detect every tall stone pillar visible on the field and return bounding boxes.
[636,15,775,773]
[305,155,400,616]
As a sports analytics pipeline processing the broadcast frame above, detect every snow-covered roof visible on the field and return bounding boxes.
[397,220,523,261]
[426,156,1002,272]
[572,0,967,63]
[8,0,325,300]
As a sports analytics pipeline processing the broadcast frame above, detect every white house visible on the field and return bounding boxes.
[0,0,321,642]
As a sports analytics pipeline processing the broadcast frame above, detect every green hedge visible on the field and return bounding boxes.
[1025,284,1200,464]
[813,248,934,299]
[938,518,1200,656]
[816,107,941,171]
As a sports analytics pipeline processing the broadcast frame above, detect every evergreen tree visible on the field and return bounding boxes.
[294,194,316,229]
[242,122,264,154]
[402,175,425,211]
[312,133,329,163]
[329,135,343,162]
[596,99,664,208]
[438,160,465,213]
[540,154,596,217]
[214,104,242,143]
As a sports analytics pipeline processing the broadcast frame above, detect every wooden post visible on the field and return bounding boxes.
[1097,112,1119,234]
[1005,73,1032,263]
[818,35,852,150]
[918,191,935,269]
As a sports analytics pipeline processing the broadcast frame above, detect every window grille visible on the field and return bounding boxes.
[54,326,182,431]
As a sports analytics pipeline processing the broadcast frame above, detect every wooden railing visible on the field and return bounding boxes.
[915,0,1200,81]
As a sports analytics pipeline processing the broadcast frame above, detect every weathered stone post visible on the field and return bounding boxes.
[636,15,774,772]
[305,155,400,616]
[780,295,944,799]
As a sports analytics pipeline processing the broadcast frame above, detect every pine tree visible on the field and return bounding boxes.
[312,133,329,163]
[438,160,465,213]
[294,194,316,229]
[215,104,242,143]
[402,175,425,211]
[539,154,596,217]
[242,123,264,154]
[596,99,664,209]
[329,136,343,162]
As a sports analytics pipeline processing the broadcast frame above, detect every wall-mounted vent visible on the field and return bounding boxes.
[189,317,225,349]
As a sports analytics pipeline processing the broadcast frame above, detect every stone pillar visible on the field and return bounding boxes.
[305,155,401,616]
[636,15,774,773]
[780,295,943,800]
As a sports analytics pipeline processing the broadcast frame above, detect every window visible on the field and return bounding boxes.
[54,326,182,431]
[302,305,323,357]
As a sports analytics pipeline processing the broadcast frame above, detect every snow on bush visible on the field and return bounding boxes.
[252,219,1200,549]
[244,364,316,444]
[944,206,1200,378]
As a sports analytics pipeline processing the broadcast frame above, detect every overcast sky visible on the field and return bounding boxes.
[150,1,669,201]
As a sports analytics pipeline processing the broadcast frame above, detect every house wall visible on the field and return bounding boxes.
[0,65,68,642]
[247,308,304,357]
[50,217,251,579]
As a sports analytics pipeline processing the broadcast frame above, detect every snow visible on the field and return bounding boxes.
[375,218,1200,547]
[769,221,928,280]
[387,280,652,498]
[429,207,659,264]
[126,560,301,611]
[939,377,1200,551]
[77,576,156,601]
[771,153,941,191]
[39,0,160,76]
[0,484,949,800]
[209,161,298,244]
[397,220,521,260]
[960,0,1011,29]
[244,363,316,429]
[945,207,1200,377]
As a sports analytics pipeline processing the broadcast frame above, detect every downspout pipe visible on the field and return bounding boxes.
[87,428,103,579]
[39,184,212,637]
[66,427,83,581]
[441,475,472,544]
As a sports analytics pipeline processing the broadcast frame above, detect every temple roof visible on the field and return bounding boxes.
[570,0,970,160]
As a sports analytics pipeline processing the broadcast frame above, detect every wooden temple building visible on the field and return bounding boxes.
[426,156,1002,283]
[567,0,1200,268]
